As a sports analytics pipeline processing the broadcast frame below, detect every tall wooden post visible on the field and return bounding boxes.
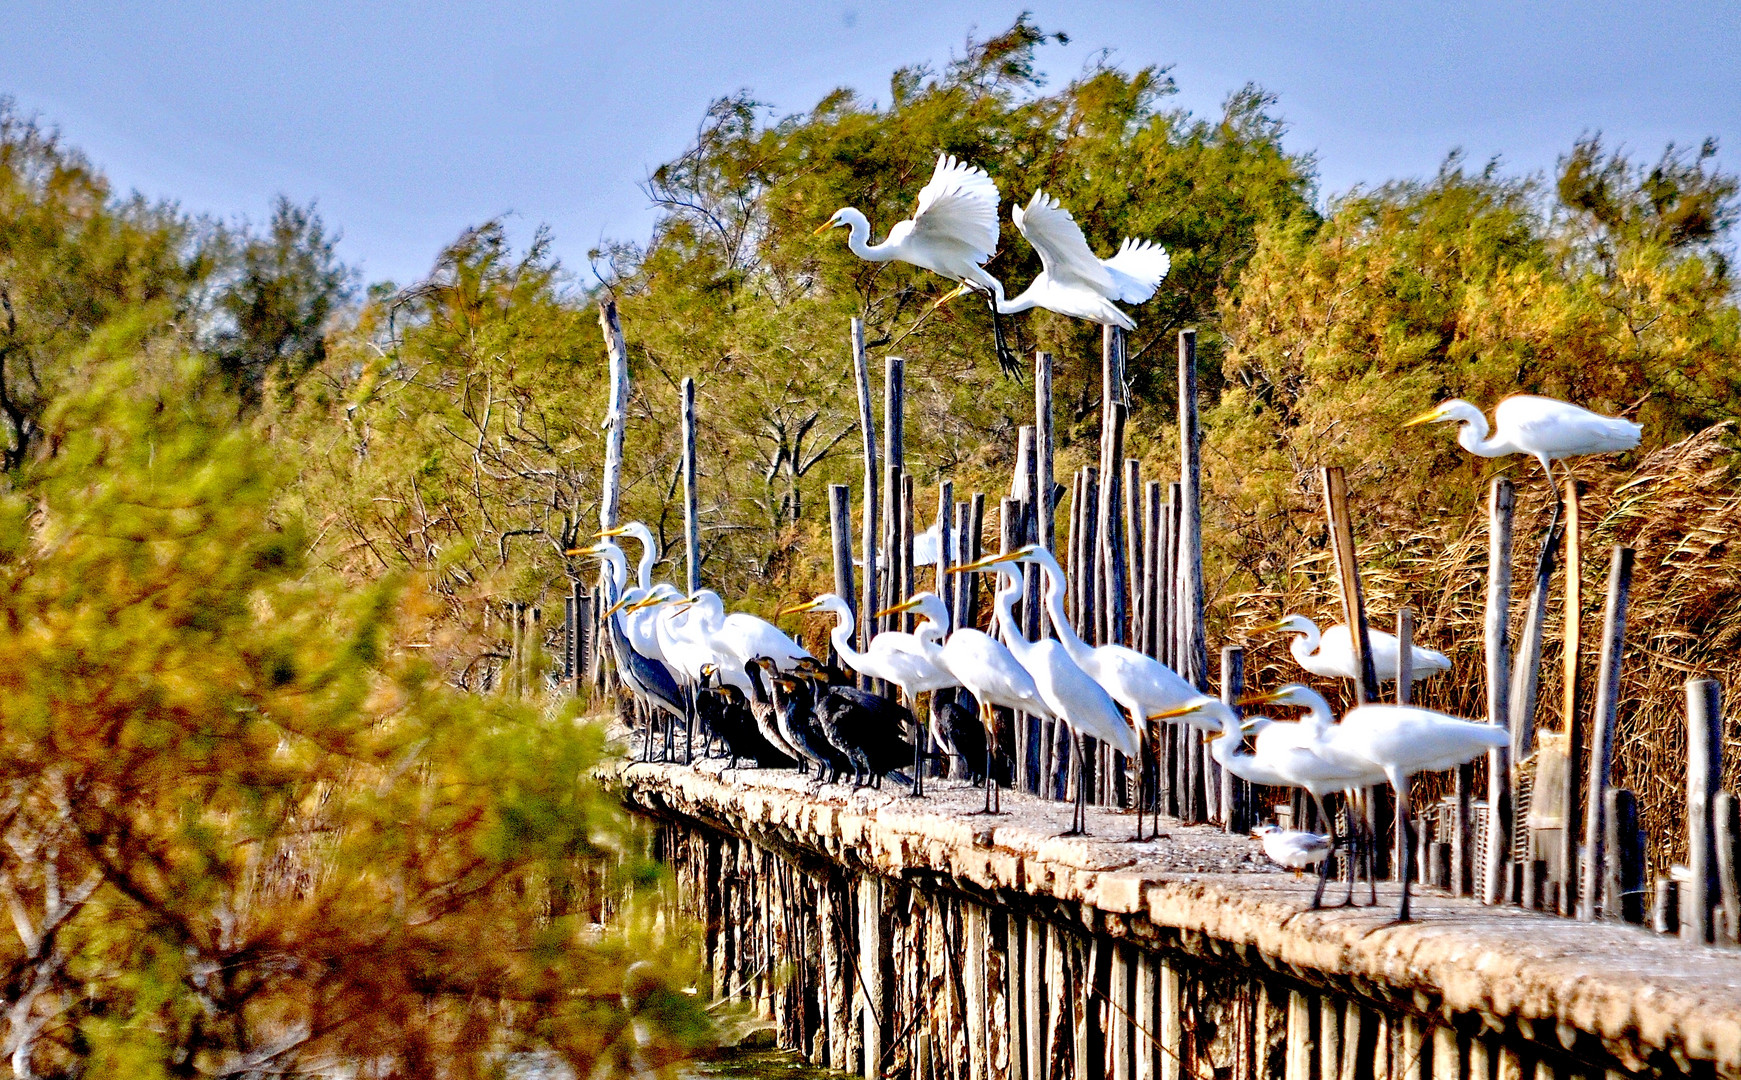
[596,297,630,612]
[829,485,858,654]
[1221,646,1246,832]
[851,320,879,684]
[882,355,905,630]
[1508,510,1564,784]
[935,480,955,623]
[1177,330,1207,690]
[1685,679,1724,943]
[681,376,701,594]
[1036,350,1056,552]
[1098,402,1129,647]
[1483,478,1517,905]
[1319,466,1380,703]
[1579,546,1635,920]
[1557,481,1583,909]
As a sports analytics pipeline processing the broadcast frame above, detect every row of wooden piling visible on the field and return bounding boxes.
[655,819,1623,1080]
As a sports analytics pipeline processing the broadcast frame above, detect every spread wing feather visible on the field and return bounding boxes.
[1012,191,1114,293]
[1102,238,1171,303]
[910,154,1001,263]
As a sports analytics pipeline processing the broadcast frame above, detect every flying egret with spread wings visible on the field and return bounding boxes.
[937,190,1170,330]
[814,153,1018,376]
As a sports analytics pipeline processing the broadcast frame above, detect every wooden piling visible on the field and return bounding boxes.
[901,474,916,633]
[1484,478,1517,905]
[1686,679,1725,944]
[681,376,701,594]
[1098,401,1129,647]
[829,485,858,657]
[1579,545,1635,921]
[1036,351,1056,554]
[1320,466,1381,703]
[1221,646,1246,833]
[1285,989,1313,1080]
[1718,793,1741,946]
[1604,788,1645,924]
[596,299,630,538]
[935,481,955,619]
[851,320,879,680]
[1558,482,1584,909]
[859,875,890,1079]
[1158,958,1182,1080]
[1126,458,1143,649]
[1177,330,1207,690]
[882,354,905,633]
[1508,508,1564,789]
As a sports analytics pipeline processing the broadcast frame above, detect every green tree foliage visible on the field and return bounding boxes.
[0,340,709,1077]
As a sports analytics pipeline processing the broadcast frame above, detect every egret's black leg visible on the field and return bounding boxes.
[1310,794,1337,911]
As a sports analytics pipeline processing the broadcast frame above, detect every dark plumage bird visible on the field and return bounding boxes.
[761,663,853,783]
[812,683,917,788]
[700,672,791,769]
[933,690,987,782]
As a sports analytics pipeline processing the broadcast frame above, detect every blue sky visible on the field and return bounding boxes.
[5,2,1737,286]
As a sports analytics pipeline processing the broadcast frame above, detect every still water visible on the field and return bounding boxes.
[691,1048,851,1078]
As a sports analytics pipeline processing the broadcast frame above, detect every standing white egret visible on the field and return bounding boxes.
[938,190,1170,330]
[780,593,957,795]
[814,153,1018,376]
[882,589,1055,812]
[1152,691,1386,909]
[995,544,1200,837]
[1237,686,1508,922]
[1402,394,1640,483]
[597,521,662,592]
[682,590,812,672]
[1264,614,1450,684]
[953,552,1136,835]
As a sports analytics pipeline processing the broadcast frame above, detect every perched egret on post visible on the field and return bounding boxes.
[781,593,957,795]
[882,589,1054,812]
[992,544,1200,837]
[938,190,1170,330]
[1252,825,1333,874]
[1264,614,1450,684]
[1402,394,1640,485]
[814,153,1018,376]
[953,552,1137,835]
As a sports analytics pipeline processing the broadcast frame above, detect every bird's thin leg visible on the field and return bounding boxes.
[1394,781,1415,923]
[1342,790,1361,907]
[1365,790,1380,907]
[909,692,926,798]
[985,294,1021,380]
[1310,793,1337,911]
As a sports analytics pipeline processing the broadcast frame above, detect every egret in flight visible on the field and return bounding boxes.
[938,190,1170,331]
[1403,394,1640,484]
[814,153,1019,376]
[1264,614,1450,684]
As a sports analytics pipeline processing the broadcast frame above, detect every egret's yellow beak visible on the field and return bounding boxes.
[604,596,635,617]
[951,551,1018,575]
[1254,620,1292,635]
[813,218,840,236]
[927,283,974,315]
[571,542,609,558]
[875,597,922,620]
[1147,703,1202,722]
[780,599,822,617]
[1238,690,1284,707]
[1402,405,1446,428]
[1202,730,1225,744]
[597,525,630,538]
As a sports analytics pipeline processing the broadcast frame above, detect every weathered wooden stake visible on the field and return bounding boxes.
[1396,609,1413,878]
[1507,506,1564,789]
[1558,481,1584,909]
[1686,679,1724,944]
[1717,792,1741,946]
[1604,788,1645,923]
[1579,546,1634,920]
[829,485,858,659]
[681,376,700,594]
[1177,330,1207,691]
[1126,457,1143,648]
[1483,478,1517,905]
[1036,350,1056,553]
[1221,646,1247,833]
[1098,402,1129,647]
[1320,466,1381,703]
[851,320,879,684]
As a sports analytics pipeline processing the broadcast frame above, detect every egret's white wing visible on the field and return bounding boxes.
[1499,395,1642,458]
[909,154,1001,262]
[1012,190,1114,293]
[1102,238,1171,303]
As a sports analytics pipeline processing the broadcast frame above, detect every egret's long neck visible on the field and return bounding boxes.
[1031,549,1094,667]
[827,607,866,671]
[997,279,1044,317]
[844,213,891,262]
[633,542,654,593]
[597,543,629,602]
[990,567,1035,666]
[1290,620,1322,667]
[1455,411,1508,458]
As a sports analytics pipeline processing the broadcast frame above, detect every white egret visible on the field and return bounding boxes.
[1253,825,1333,874]
[598,521,662,592]
[939,190,1170,330]
[953,552,1137,835]
[1153,691,1385,909]
[579,542,686,760]
[1241,686,1508,922]
[996,544,1201,837]
[814,153,1018,376]
[781,593,957,795]
[1264,614,1450,684]
[682,590,813,673]
[882,589,1055,812]
[1403,394,1640,483]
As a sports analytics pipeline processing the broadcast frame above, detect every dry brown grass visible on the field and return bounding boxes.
[1214,423,1741,878]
